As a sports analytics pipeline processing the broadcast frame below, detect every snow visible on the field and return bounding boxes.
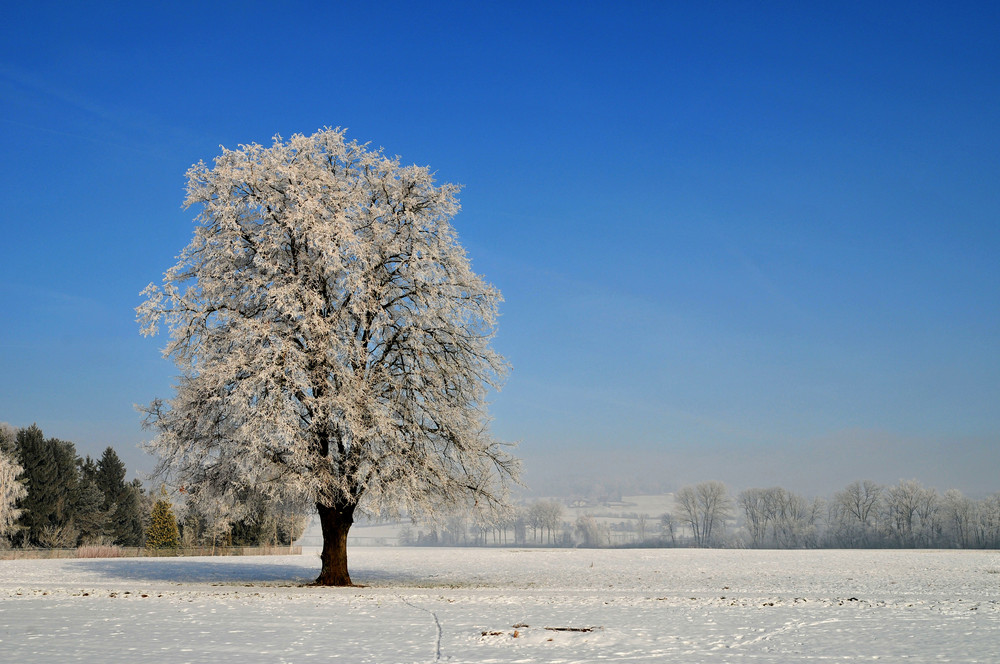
[2,548,998,662]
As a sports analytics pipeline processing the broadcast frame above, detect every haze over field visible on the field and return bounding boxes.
[1,2,998,495]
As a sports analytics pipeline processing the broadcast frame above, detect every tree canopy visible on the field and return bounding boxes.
[138,128,518,584]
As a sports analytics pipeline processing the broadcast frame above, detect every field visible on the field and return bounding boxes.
[1,547,998,662]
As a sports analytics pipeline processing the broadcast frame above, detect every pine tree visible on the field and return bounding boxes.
[72,478,107,545]
[95,447,127,512]
[93,446,143,545]
[15,426,81,546]
[73,455,108,544]
[110,483,145,546]
[146,492,180,550]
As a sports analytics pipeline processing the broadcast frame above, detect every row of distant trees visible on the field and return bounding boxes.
[0,423,308,549]
[400,499,566,546]
[667,479,1000,549]
[402,480,1000,549]
[6,420,997,551]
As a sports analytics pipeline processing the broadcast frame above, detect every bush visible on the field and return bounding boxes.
[76,544,125,558]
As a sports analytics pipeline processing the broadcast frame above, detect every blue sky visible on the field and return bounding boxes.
[1,1,998,495]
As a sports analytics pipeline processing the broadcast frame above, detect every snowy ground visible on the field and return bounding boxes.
[1,548,998,663]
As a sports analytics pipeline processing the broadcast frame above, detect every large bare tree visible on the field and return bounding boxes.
[138,128,518,585]
[675,481,732,546]
[829,480,883,547]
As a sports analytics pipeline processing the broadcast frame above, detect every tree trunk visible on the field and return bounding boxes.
[315,503,354,586]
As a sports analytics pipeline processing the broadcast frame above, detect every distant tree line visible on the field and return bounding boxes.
[399,499,568,547]
[400,479,1000,549]
[7,421,997,551]
[0,423,308,549]
[664,479,1000,549]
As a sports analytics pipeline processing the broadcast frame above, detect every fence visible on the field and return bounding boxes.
[0,544,303,560]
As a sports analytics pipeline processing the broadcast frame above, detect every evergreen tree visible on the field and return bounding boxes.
[15,426,80,546]
[95,447,127,512]
[93,446,141,545]
[146,492,180,549]
[71,477,107,544]
[78,455,99,484]
[72,454,111,544]
[110,483,145,546]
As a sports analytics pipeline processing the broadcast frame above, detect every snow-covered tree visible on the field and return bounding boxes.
[138,128,518,585]
[885,479,939,547]
[738,487,772,547]
[0,422,16,456]
[575,514,608,547]
[675,481,732,546]
[828,480,884,547]
[540,500,564,544]
[0,447,27,540]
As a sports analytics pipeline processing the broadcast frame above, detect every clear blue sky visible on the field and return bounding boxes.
[2,1,998,495]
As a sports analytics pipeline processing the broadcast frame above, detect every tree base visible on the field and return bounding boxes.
[309,580,366,588]
[313,570,354,587]
[315,502,354,586]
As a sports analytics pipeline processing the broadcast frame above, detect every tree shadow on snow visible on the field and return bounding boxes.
[71,557,318,585]
[69,557,436,587]
[67,556,475,588]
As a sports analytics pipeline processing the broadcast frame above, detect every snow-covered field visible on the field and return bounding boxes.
[2,548,998,663]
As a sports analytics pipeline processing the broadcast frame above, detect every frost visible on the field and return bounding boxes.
[0,447,27,538]
[137,128,519,582]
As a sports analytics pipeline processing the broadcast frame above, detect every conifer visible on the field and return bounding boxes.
[146,491,180,550]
